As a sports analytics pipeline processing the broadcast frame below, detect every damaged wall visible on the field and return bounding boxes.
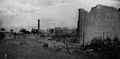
[77,8,89,44]
[77,4,120,44]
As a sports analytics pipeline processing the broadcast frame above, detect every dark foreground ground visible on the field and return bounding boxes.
[0,37,100,59]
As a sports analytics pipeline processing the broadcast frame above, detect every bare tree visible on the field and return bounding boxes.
[10,29,14,33]
[0,28,6,32]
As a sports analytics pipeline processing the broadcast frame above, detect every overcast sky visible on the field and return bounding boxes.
[0,0,119,31]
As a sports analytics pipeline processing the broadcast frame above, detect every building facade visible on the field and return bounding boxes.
[77,4,120,44]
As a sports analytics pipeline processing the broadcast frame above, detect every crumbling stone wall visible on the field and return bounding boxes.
[77,8,89,44]
[77,4,120,44]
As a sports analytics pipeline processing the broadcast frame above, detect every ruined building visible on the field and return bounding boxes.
[77,4,120,44]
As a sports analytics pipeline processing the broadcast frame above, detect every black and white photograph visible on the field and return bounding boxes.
[0,0,120,59]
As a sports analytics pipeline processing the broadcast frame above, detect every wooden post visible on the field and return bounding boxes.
[103,32,104,40]
[83,31,85,46]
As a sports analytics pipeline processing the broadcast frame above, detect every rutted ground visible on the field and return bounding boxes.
[1,36,99,59]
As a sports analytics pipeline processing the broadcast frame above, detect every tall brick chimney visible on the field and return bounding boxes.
[38,19,40,34]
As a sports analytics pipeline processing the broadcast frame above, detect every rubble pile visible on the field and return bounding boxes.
[84,37,120,59]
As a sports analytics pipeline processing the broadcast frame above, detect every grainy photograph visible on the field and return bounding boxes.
[0,0,120,59]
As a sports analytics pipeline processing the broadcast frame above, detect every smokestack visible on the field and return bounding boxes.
[38,19,40,33]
